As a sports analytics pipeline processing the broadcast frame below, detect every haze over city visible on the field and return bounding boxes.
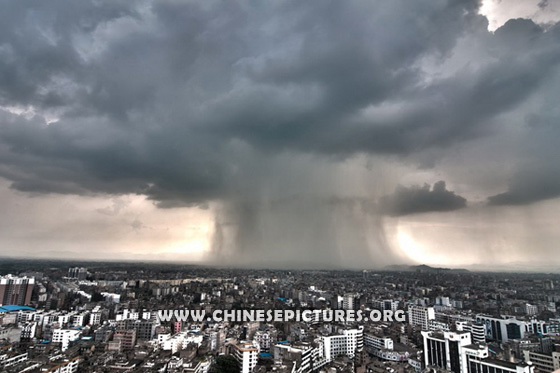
[1,0,560,270]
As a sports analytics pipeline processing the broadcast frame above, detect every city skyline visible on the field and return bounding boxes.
[1,0,560,269]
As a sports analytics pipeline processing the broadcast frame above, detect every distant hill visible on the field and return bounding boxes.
[384,264,469,273]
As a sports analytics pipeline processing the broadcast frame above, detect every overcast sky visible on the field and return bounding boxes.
[1,0,560,270]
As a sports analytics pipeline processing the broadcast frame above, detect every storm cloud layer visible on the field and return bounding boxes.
[380,181,467,216]
[1,0,560,267]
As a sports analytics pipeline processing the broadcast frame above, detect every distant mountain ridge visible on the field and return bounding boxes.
[384,264,469,272]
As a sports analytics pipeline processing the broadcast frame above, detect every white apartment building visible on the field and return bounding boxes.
[274,343,314,373]
[233,341,260,373]
[89,312,102,326]
[422,330,534,373]
[408,306,435,330]
[158,332,204,354]
[523,350,560,373]
[51,329,81,351]
[456,321,486,344]
[364,333,393,350]
[322,326,363,362]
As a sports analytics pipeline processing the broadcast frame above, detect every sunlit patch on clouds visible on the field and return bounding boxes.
[480,0,560,31]
[0,105,59,124]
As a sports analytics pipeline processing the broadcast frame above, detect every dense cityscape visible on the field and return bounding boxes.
[1,260,560,373]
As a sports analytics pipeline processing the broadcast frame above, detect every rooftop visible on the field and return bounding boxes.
[0,305,36,313]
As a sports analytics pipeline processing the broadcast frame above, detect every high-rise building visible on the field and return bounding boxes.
[436,297,452,307]
[0,275,35,306]
[476,315,537,343]
[373,299,399,312]
[135,319,157,340]
[523,350,560,372]
[67,268,88,281]
[409,306,435,330]
[343,293,358,310]
[113,329,137,351]
[116,318,156,340]
[274,343,315,373]
[52,329,81,351]
[173,320,182,334]
[466,349,533,373]
[422,330,473,373]
[232,341,259,373]
[456,321,486,344]
[89,312,102,326]
[322,326,364,362]
[525,304,538,316]
[422,330,534,373]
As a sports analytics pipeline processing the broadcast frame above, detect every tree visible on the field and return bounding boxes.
[210,355,239,373]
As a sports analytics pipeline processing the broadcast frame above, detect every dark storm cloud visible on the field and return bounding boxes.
[488,175,560,206]
[380,181,467,216]
[0,2,559,208]
[488,109,560,206]
[486,21,560,206]
[0,0,138,109]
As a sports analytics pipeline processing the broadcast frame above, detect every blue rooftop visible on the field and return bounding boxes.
[0,305,35,312]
